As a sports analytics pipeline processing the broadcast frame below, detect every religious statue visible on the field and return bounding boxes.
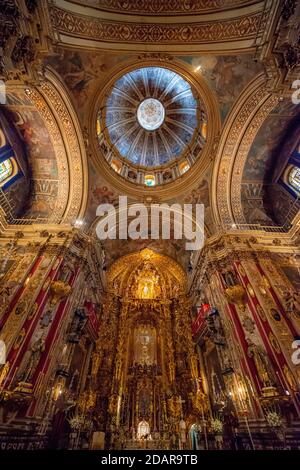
[0,339,6,365]
[246,340,274,388]
[222,270,237,288]
[134,263,161,299]
[40,308,53,328]
[284,290,300,317]
[0,286,13,309]
[91,349,101,377]
[16,336,45,384]
[179,418,187,449]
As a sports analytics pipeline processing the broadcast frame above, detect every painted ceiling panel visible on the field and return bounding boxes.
[103,66,198,168]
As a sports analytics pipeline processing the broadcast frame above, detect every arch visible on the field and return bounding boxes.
[90,199,206,269]
[1,68,88,225]
[212,74,279,229]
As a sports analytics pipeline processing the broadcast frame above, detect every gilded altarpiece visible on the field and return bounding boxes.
[99,249,208,449]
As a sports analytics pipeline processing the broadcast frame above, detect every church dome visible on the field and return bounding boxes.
[105,66,198,168]
[96,65,207,187]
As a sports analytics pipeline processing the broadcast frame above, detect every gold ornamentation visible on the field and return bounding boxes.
[247,285,255,297]
[0,362,10,391]
[262,276,270,289]
[50,6,268,45]
[50,281,72,305]
[42,277,52,292]
[14,299,28,316]
[238,264,246,277]
[283,365,297,391]
[259,285,267,296]
[78,389,97,412]
[225,284,247,310]
[13,329,26,350]
[215,83,278,226]
[256,305,267,322]
[269,333,281,354]
[94,0,250,15]
[28,302,39,320]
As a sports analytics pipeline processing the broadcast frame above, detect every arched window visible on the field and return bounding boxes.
[288,166,300,193]
[144,175,155,187]
[137,420,150,440]
[0,159,13,184]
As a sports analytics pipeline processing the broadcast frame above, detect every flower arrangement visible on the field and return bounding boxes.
[211,418,223,434]
[266,411,283,429]
[69,414,85,431]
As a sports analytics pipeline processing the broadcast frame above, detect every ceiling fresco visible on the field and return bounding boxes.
[4,91,59,219]
[46,49,263,124]
[103,66,199,168]
[45,49,128,115]
[86,166,214,271]
[241,100,300,225]
[179,54,263,122]
[43,45,297,236]
[45,47,266,245]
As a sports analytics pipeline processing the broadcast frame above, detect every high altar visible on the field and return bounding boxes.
[92,249,207,449]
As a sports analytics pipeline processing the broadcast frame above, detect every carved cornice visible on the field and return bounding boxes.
[231,94,279,223]
[1,68,88,228]
[72,0,254,15]
[41,69,88,222]
[188,232,300,293]
[49,3,269,52]
[259,0,300,95]
[212,75,270,227]
[0,1,54,83]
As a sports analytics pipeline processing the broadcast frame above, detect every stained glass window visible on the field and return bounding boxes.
[144,175,155,187]
[289,166,300,193]
[0,159,13,183]
[179,161,190,175]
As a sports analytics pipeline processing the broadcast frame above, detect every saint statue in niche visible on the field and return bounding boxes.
[246,339,275,388]
[16,336,45,384]
[0,339,6,365]
[133,262,161,299]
